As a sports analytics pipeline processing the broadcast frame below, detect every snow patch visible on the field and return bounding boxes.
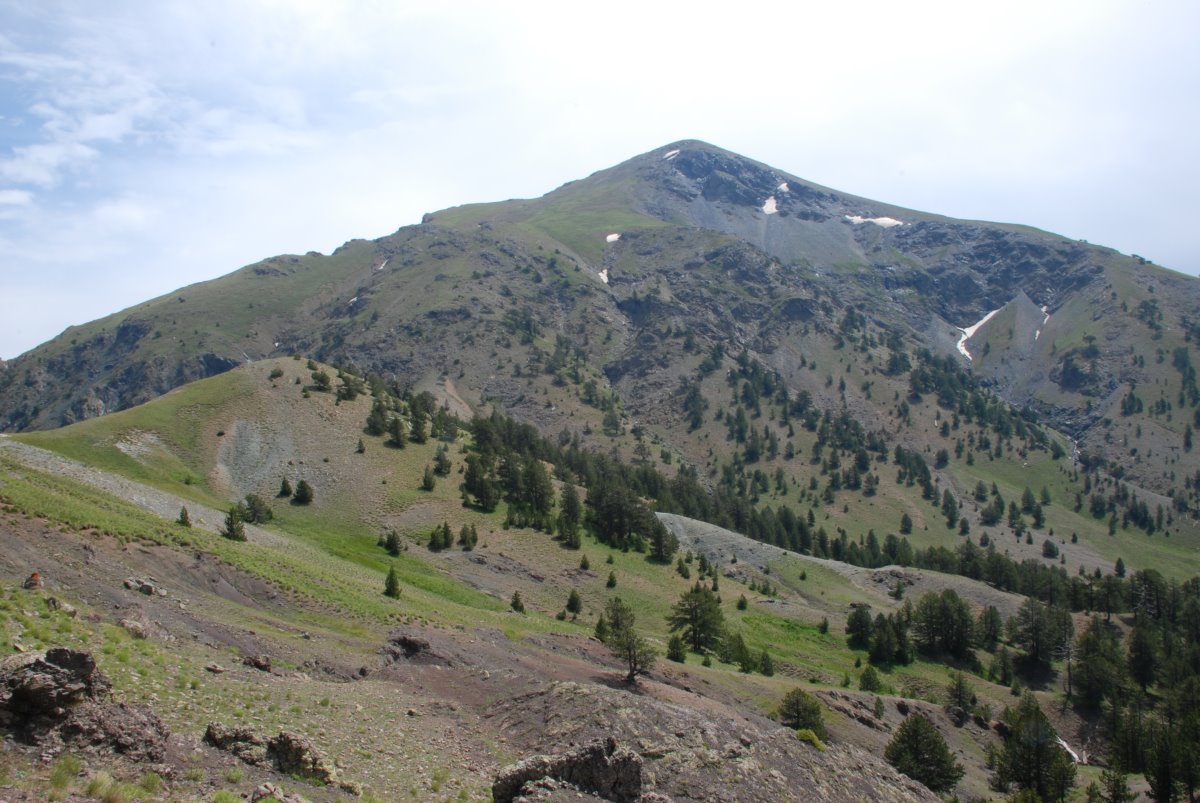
[663,149,680,160]
[598,268,609,284]
[1035,304,1051,340]
[762,196,778,215]
[956,307,1002,360]
[845,214,904,228]
[348,297,358,304]
[605,232,621,243]
[777,182,789,192]
[376,258,388,271]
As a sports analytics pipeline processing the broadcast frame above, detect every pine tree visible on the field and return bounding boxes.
[884,713,964,793]
[278,477,292,498]
[510,591,525,613]
[356,438,366,454]
[221,505,246,541]
[668,582,725,653]
[667,634,687,663]
[292,480,314,505]
[384,565,401,598]
[993,692,1076,800]
[388,415,407,448]
[594,615,610,643]
[579,554,590,571]
[777,688,827,739]
[421,465,436,491]
[603,595,655,683]
[759,649,774,676]
[384,530,402,556]
[566,589,582,615]
[606,571,617,589]
[859,665,882,692]
[177,506,191,527]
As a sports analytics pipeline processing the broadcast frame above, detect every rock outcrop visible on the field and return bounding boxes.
[0,648,168,761]
[205,722,360,795]
[493,737,645,803]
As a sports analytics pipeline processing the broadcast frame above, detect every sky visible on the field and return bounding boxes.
[2,1,1199,360]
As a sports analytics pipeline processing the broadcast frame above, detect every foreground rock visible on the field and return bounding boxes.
[0,647,168,761]
[493,737,647,803]
[487,681,941,803]
[205,722,361,795]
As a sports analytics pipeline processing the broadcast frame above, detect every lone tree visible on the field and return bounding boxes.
[510,591,525,613]
[292,479,314,505]
[177,506,191,527]
[884,713,963,794]
[566,589,583,615]
[383,565,401,599]
[667,582,725,654]
[604,596,656,683]
[221,505,246,541]
[776,688,827,740]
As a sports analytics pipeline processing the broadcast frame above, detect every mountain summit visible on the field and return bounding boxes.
[2,140,1198,499]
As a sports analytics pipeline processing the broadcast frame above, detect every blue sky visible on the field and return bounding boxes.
[2,0,1199,359]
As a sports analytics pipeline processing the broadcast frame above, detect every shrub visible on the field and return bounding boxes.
[796,728,827,752]
[777,688,827,739]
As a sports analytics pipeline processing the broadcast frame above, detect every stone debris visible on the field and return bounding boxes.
[251,782,311,802]
[493,737,646,803]
[205,722,361,796]
[243,654,273,673]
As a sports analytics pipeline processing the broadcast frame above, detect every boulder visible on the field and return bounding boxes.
[0,648,111,718]
[493,737,644,803]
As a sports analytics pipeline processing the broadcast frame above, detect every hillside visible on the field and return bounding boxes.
[3,141,1200,800]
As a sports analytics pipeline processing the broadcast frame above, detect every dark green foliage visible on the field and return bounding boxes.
[606,571,617,589]
[177,506,191,527]
[992,692,1076,801]
[736,594,748,611]
[310,370,331,392]
[221,505,246,541]
[388,415,407,448]
[1011,598,1073,666]
[433,444,452,476]
[426,521,453,551]
[1074,616,1126,709]
[421,465,436,491]
[292,480,314,505]
[777,688,827,740]
[241,493,273,524]
[667,634,686,663]
[461,453,499,511]
[566,589,582,615]
[383,530,402,557]
[384,565,401,598]
[759,649,774,676]
[594,615,610,643]
[278,477,292,498]
[510,591,525,613]
[603,596,656,683]
[365,397,390,436]
[409,410,427,443]
[946,671,975,711]
[977,605,1003,651]
[846,605,873,650]
[884,713,964,793]
[458,523,478,551]
[859,665,882,692]
[668,582,725,654]
[557,484,583,548]
[912,589,975,660]
[579,554,590,570]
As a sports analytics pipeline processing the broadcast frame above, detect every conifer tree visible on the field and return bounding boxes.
[384,565,401,598]
[421,465,436,491]
[292,479,314,505]
[884,713,963,793]
[667,635,686,663]
[388,415,407,448]
[606,571,617,589]
[178,506,191,527]
[566,589,582,615]
[221,505,246,541]
[510,591,525,613]
[278,477,292,498]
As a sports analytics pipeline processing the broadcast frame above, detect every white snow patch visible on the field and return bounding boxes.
[348,296,358,304]
[845,214,904,228]
[273,341,279,348]
[606,232,621,243]
[1056,737,1086,764]
[777,182,789,192]
[762,196,778,215]
[956,307,1002,360]
[376,258,389,271]
[1035,304,1050,340]
[663,149,680,160]
[598,268,609,284]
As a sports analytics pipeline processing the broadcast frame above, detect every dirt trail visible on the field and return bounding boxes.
[0,438,286,547]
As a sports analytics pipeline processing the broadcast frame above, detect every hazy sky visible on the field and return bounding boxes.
[2,0,1198,359]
